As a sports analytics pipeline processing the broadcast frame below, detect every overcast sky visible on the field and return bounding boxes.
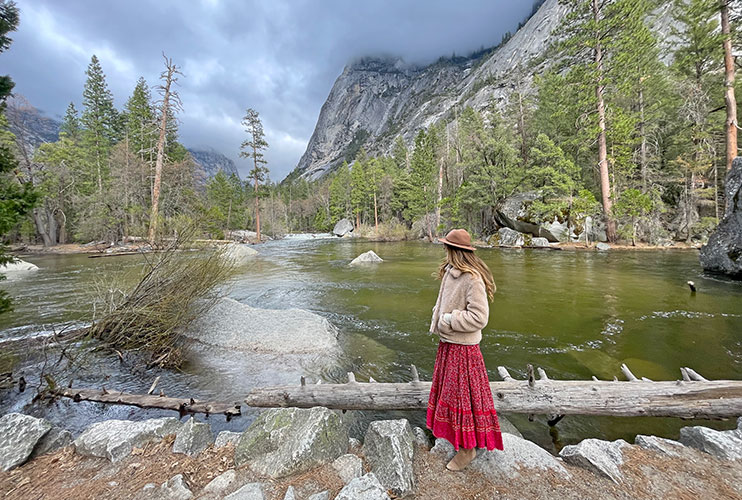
[4,0,537,180]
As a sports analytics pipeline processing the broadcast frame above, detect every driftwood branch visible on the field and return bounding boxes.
[54,388,241,419]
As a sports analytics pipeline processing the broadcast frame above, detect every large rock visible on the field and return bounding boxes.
[530,237,550,248]
[332,453,363,484]
[226,230,268,244]
[333,218,354,237]
[596,242,611,251]
[492,227,525,247]
[235,407,348,478]
[185,297,338,354]
[559,439,628,483]
[679,425,742,460]
[494,192,559,242]
[0,413,52,471]
[138,474,193,500]
[215,431,242,448]
[223,243,259,264]
[634,435,687,458]
[334,473,391,500]
[350,250,383,265]
[362,419,415,497]
[203,470,238,495]
[224,483,265,500]
[74,417,181,463]
[30,426,73,459]
[0,258,39,273]
[172,417,213,456]
[307,492,330,500]
[430,434,568,480]
[700,157,742,278]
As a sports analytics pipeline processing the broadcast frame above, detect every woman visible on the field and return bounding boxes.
[426,228,504,471]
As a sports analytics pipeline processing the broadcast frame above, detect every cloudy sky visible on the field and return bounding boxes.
[4,0,538,180]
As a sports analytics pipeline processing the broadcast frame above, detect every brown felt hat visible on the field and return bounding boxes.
[438,228,476,251]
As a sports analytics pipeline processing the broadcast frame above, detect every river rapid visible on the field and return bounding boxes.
[1,236,741,451]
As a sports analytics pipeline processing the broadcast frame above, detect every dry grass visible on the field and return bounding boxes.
[87,230,235,368]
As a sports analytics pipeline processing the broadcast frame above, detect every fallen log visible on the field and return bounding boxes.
[244,365,742,420]
[54,388,242,419]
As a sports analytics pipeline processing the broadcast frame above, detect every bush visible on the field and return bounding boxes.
[88,230,235,368]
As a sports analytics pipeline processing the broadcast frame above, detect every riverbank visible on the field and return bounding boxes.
[0,409,740,499]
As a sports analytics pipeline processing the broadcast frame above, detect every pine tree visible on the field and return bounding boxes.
[0,0,36,314]
[124,77,157,163]
[329,161,352,223]
[60,102,82,141]
[240,108,269,242]
[81,55,118,195]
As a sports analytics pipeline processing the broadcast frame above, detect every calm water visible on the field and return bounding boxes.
[1,238,741,450]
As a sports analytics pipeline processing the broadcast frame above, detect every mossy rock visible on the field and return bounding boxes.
[235,407,348,478]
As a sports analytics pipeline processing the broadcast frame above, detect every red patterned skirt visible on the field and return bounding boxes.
[426,341,504,451]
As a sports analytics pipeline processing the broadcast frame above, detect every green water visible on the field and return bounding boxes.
[1,238,741,448]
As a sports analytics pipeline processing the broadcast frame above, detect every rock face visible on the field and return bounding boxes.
[0,259,39,272]
[235,407,348,478]
[679,425,742,460]
[350,250,383,265]
[172,417,213,456]
[559,439,628,483]
[333,218,354,237]
[0,413,52,471]
[188,148,240,179]
[334,473,391,500]
[74,417,181,463]
[700,157,742,278]
[185,297,338,354]
[362,419,416,497]
[289,0,572,181]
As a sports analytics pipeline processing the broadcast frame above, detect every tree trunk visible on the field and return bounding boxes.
[32,209,53,247]
[436,158,443,234]
[244,377,742,419]
[721,1,738,172]
[639,81,648,193]
[148,57,179,245]
[593,0,616,242]
[46,206,57,246]
[253,165,261,242]
[373,190,378,231]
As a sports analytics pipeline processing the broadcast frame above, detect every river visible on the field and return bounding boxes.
[1,237,741,451]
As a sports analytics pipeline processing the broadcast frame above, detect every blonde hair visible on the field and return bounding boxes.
[437,245,496,301]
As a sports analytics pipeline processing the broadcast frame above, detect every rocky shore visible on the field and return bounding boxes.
[1,409,741,499]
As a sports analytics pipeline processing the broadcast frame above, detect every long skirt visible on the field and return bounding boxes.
[426,341,504,451]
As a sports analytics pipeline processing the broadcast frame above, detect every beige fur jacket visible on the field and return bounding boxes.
[429,265,490,345]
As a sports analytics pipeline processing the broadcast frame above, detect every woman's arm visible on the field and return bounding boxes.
[449,276,489,332]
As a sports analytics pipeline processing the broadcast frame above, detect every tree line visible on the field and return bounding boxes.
[1,0,740,253]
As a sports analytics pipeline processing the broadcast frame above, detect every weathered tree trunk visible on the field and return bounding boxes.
[244,378,742,419]
[593,0,616,242]
[721,1,738,172]
[56,388,241,419]
[373,190,379,231]
[148,56,180,245]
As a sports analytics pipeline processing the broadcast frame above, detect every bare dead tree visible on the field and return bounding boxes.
[721,0,738,172]
[148,54,183,245]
